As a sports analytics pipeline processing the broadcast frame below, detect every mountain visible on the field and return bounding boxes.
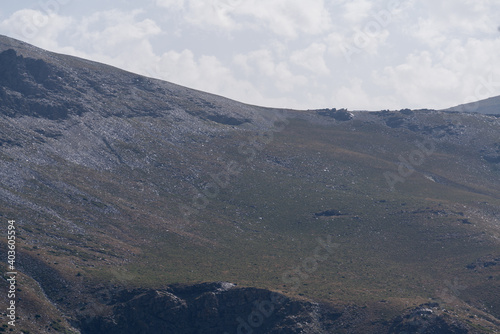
[0,35,499,333]
[445,95,500,115]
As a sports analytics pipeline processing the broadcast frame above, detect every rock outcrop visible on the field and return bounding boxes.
[78,282,341,334]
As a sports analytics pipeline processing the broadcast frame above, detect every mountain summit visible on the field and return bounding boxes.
[0,35,499,333]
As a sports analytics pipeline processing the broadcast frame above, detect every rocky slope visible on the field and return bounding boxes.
[77,282,481,334]
[0,35,499,333]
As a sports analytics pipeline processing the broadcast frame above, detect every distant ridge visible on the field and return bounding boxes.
[444,94,500,115]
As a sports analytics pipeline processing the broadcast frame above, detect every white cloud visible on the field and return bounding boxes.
[374,51,460,108]
[326,28,390,64]
[161,0,332,38]
[239,0,332,38]
[373,34,500,109]
[2,1,500,111]
[325,0,399,64]
[183,0,239,30]
[333,77,373,110]
[343,0,372,23]
[234,50,272,75]
[234,49,307,92]
[325,32,348,57]
[290,43,330,75]
[410,0,499,48]
[411,18,446,48]
[156,0,186,10]
[442,38,500,105]
[0,9,73,49]
[74,10,161,56]
[0,9,162,71]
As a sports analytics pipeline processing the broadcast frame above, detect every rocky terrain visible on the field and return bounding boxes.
[77,282,485,334]
[0,35,499,333]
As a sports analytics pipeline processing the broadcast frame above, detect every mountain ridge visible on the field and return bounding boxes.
[0,35,499,333]
[445,95,500,115]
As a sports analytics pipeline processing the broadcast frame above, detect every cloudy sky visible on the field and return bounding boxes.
[1,0,500,110]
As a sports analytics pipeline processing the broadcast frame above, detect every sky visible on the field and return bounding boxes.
[1,0,500,111]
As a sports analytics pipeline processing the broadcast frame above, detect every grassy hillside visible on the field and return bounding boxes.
[0,35,499,332]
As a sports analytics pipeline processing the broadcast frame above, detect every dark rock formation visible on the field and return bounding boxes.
[0,49,87,119]
[316,108,353,121]
[77,282,342,334]
[75,285,482,334]
[315,209,344,217]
